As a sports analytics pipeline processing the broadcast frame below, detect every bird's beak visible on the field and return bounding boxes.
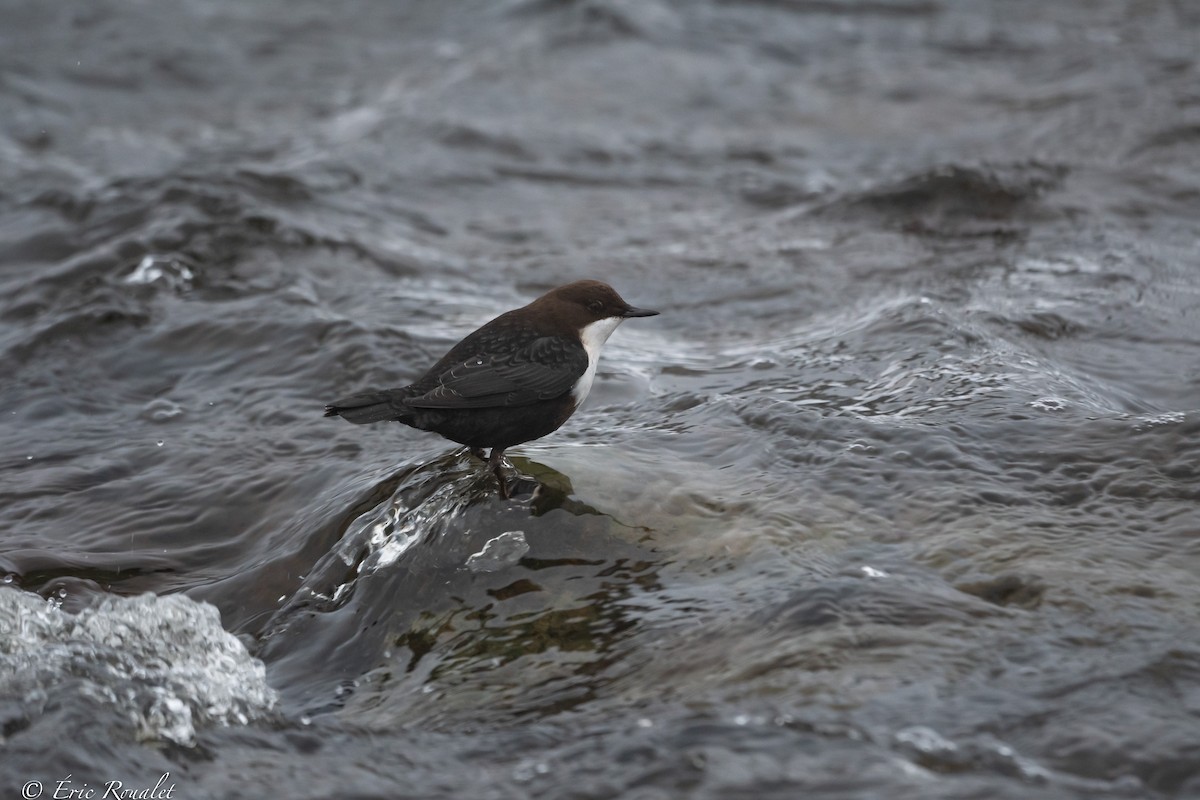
[622,306,659,318]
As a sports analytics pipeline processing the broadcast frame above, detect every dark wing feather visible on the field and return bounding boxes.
[404,335,587,409]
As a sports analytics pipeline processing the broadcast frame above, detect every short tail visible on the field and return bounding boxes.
[324,389,409,425]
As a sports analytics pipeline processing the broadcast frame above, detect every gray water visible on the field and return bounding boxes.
[2,1,1200,798]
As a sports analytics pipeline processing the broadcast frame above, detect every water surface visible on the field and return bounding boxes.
[2,1,1199,798]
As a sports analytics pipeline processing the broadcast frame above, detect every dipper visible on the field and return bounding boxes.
[325,280,658,497]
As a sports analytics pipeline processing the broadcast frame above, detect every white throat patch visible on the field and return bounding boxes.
[571,316,625,405]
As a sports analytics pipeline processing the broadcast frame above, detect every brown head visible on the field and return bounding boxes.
[526,280,659,335]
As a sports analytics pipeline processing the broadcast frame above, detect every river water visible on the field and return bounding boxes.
[2,1,1199,798]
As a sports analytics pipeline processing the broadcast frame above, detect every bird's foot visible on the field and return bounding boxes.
[488,448,511,499]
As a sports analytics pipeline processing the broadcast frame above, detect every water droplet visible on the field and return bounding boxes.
[125,254,195,291]
[156,440,164,447]
[636,718,653,728]
[299,715,312,726]
[26,455,33,461]
[3,574,14,584]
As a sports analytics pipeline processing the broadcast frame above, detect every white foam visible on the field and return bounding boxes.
[0,589,277,746]
[125,255,195,291]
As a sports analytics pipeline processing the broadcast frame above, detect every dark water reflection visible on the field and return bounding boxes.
[3,0,1200,798]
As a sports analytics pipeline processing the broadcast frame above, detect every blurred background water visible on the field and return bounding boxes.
[2,1,1199,797]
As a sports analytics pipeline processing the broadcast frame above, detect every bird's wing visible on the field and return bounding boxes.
[403,335,588,409]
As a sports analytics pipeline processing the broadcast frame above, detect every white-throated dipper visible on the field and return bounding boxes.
[325,280,658,498]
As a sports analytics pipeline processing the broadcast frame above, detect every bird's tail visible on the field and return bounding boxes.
[324,389,408,424]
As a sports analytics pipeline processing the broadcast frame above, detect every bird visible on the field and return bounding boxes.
[325,280,659,497]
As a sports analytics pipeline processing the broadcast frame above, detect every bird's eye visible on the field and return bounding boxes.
[587,299,603,313]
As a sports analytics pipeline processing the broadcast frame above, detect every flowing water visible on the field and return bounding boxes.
[2,1,1199,797]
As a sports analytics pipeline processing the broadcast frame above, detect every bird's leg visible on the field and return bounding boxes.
[488,448,510,499]
[470,447,487,461]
